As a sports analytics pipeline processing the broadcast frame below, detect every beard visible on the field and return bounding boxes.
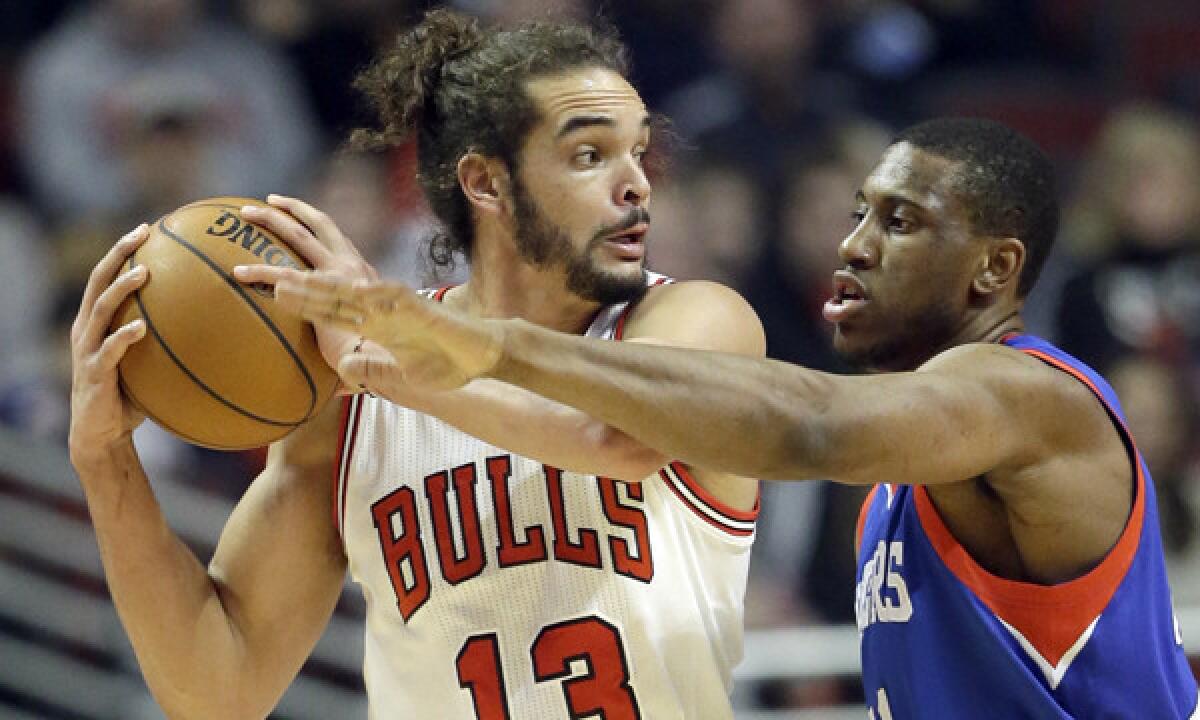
[512,180,649,306]
[834,296,960,372]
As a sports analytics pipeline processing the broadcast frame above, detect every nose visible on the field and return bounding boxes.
[839,213,878,270]
[617,155,651,208]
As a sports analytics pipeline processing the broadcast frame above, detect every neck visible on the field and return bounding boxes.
[951,302,1026,349]
[448,237,601,335]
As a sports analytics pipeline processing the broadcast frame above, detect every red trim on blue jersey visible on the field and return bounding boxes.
[659,461,758,537]
[913,348,1147,668]
[333,394,365,539]
[856,485,882,552]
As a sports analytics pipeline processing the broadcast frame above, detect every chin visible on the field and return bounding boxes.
[574,268,648,305]
[833,327,913,372]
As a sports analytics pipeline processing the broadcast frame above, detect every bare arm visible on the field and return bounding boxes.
[222,263,1096,490]
[70,227,345,718]
[490,329,1067,485]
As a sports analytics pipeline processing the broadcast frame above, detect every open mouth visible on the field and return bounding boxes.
[823,271,869,323]
[603,224,648,260]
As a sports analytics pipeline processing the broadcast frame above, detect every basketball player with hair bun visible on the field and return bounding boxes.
[70,8,764,718]
[262,118,1200,718]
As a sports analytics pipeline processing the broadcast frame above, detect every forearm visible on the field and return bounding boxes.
[489,319,836,480]
[73,442,252,716]
[383,378,667,481]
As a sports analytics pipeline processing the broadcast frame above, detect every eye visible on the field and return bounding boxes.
[888,216,915,233]
[850,209,866,223]
[574,147,601,167]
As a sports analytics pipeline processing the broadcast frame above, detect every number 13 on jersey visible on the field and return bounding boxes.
[456,615,642,719]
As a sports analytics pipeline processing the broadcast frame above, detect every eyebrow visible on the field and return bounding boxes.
[858,190,925,211]
[556,114,651,139]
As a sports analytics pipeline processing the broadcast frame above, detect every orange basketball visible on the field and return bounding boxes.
[110,197,339,450]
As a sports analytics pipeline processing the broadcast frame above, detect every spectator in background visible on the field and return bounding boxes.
[645,154,766,289]
[0,198,56,435]
[304,149,466,288]
[663,0,860,192]
[1055,104,1200,373]
[234,0,417,138]
[17,0,317,222]
[1107,355,1200,605]
[748,120,891,374]
[49,67,220,317]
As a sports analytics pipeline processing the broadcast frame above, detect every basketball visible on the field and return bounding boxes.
[110,197,339,450]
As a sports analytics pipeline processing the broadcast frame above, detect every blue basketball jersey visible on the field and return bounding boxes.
[854,334,1199,719]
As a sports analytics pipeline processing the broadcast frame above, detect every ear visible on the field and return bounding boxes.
[972,237,1025,296]
[457,153,511,217]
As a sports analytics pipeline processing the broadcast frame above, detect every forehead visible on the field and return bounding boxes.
[862,142,963,213]
[525,67,647,132]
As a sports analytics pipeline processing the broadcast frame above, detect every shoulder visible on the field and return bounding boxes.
[918,342,1118,462]
[623,280,765,356]
[919,342,1091,400]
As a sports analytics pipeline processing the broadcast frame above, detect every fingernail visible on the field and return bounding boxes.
[130,319,146,334]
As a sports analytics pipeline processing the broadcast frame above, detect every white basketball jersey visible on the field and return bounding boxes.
[333,272,758,719]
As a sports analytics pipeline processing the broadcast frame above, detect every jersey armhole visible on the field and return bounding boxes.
[855,485,881,555]
[332,394,365,540]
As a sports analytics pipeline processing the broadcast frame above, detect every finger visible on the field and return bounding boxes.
[74,224,149,340]
[91,318,147,374]
[265,194,354,255]
[240,203,333,268]
[271,273,366,326]
[232,263,300,286]
[81,264,149,353]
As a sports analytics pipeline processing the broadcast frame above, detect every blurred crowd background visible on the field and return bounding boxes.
[4,0,1200,716]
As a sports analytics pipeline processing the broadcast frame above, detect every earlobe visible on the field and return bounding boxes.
[458,154,508,215]
[972,239,1024,296]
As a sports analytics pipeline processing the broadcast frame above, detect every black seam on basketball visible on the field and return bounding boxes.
[130,253,303,428]
[155,216,321,419]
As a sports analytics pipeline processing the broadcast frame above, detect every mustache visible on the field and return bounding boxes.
[594,207,651,243]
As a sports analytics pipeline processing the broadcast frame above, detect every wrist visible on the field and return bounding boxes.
[69,433,138,477]
[482,318,523,382]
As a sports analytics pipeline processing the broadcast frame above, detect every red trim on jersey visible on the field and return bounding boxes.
[331,396,353,535]
[432,285,454,302]
[660,461,758,537]
[333,395,364,539]
[611,276,757,536]
[856,485,882,552]
[914,349,1146,668]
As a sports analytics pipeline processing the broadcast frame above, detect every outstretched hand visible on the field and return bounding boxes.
[231,267,504,393]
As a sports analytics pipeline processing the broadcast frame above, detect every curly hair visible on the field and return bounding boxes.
[351,9,630,270]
